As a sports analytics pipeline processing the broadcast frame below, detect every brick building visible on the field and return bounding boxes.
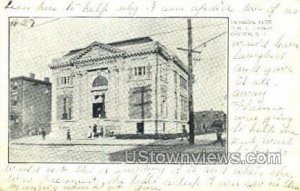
[49,37,189,138]
[9,74,52,138]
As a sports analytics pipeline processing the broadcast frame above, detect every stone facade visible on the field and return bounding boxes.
[9,75,52,138]
[49,37,189,139]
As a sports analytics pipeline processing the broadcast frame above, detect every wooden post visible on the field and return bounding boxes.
[188,19,195,145]
[177,21,225,144]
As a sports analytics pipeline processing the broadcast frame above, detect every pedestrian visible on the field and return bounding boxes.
[93,124,98,138]
[87,126,92,138]
[67,129,71,141]
[100,126,104,137]
[213,127,224,146]
[41,128,46,140]
[181,126,189,141]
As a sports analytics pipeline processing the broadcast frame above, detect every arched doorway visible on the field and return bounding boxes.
[92,75,108,118]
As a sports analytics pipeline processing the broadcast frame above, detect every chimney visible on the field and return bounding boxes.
[29,73,35,79]
[44,77,50,82]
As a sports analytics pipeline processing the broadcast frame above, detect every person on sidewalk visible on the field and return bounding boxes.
[100,126,104,137]
[87,126,92,138]
[41,128,46,140]
[213,127,224,146]
[67,129,71,141]
[93,124,98,138]
[181,126,189,141]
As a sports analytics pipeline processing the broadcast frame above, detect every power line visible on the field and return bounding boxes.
[193,31,226,49]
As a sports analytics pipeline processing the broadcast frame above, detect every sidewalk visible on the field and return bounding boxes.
[10,135,154,146]
[9,133,226,162]
[10,133,226,146]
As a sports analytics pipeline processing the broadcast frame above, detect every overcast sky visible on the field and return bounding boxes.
[10,18,227,112]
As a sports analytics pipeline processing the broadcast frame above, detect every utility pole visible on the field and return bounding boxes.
[187,19,195,145]
[178,20,227,145]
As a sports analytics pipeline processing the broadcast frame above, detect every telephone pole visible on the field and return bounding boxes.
[178,20,226,145]
[178,19,197,145]
[187,19,195,145]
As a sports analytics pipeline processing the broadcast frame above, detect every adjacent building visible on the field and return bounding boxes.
[194,110,226,133]
[9,74,52,138]
[49,37,189,138]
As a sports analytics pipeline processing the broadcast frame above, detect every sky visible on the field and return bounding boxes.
[10,18,228,112]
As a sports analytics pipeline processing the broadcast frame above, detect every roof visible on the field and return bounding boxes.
[64,48,84,57]
[63,37,153,57]
[195,110,226,114]
[10,76,52,85]
[50,37,188,73]
[108,37,153,47]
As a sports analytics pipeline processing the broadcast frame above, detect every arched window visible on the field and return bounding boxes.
[92,75,108,87]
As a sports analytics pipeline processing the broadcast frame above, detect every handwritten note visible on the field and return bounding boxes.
[4,164,300,190]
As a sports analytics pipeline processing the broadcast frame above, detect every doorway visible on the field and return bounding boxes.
[136,122,144,134]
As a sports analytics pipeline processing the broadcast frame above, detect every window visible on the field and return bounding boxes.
[92,75,108,87]
[62,97,72,120]
[128,86,152,119]
[11,95,18,106]
[12,81,18,90]
[180,96,188,120]
[134,66,146,76]
[180,76,187,89]
[11,100,17,106]
[215,113,220,118]
[60,76,72,85]
[10,115,19,126]
[160,65,168,81]
[61,77,66,84]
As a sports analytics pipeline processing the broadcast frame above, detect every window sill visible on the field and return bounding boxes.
[58,85,73,89]
[128,77,151,82]
[61,119,76,122]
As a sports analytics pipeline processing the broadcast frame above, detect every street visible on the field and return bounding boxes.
[9,133,226,163]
